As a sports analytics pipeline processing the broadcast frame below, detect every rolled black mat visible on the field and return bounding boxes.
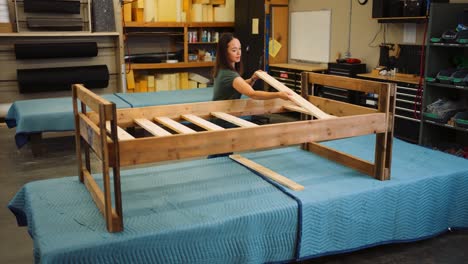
[17,65,109,93]
[24,0,81,14]
[27,17,83,31]
[15,42,98,59]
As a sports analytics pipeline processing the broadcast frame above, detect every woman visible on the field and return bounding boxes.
[208,33,291,158]
[212,33,292,101]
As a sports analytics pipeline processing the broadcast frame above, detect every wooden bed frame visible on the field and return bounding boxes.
[72,72,396,232]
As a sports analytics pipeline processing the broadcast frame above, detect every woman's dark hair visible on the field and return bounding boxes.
[213,32,243,78]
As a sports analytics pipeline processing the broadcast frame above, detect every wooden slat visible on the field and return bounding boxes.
[306,142,374,177]
[256,71,334,119]
[106,122,134,140]
[283,104,312,115]
[211,112,258,127]
[118,113,387,166]
[306,72,387,94]
[155,116,197,134]
[229,154,304,191]
[83,168,106,215]
[181,114,224,131]
[309,96,379,117]
[74,84,114,116]
[134,118,172,136]
[78,112,104,159]
[82,167,122,232]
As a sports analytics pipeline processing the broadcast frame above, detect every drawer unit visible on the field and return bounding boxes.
[328,62,367,77]
[357,74,423,143]
[395,82,422,121]
[394,82,422,143]
[269,67,302,93]
[316,62,367,105]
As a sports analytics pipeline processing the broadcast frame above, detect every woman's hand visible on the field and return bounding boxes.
[277,91,293,101]
[248,70,263,85]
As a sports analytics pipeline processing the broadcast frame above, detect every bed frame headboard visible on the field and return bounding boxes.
[72,72,396,232]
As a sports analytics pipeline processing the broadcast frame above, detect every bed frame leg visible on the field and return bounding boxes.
[29,133,43,157]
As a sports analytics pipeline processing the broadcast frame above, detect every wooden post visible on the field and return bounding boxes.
[109,104,123,232]
[374,82,396,180]
[72,85,84,183]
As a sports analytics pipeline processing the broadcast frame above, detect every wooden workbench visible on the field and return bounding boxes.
[357,72,422,85]
[269,63,328,72]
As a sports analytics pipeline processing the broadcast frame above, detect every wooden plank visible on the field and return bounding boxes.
[283,104,311,115]
[309,96,379,117]
[83,168,106,216]
[106,122,134,140]
[83,168,122,232]
[134,118,172,136]
[306,72,387,94]
[211,112,258,127]
[256,71,334,119]
[74,84,114,116]
[79,113,104,160]
[229,154,304,191]
[306,142,374,177]
[155,116,197,134]
[181,114,225,131]
[118,113,387,166]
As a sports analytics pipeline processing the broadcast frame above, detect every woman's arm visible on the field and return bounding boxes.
[232,72,292,101]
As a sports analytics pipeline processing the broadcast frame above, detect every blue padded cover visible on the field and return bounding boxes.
[5,95,130,148]
[9,157,298,264]
[243,136,468,260]
[8,136,468,263]
[115,88,214,107]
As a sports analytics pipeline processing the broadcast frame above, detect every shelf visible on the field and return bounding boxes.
[124,22,185,28]
[423,119,468,133]
[429,42,468,48]
[425,82,468,91]
[125,32,184,36]
[124,22,234,28]
[127,61,215,70]
[187,22,235,28]
[375,16,427,24]
[0,32,120,37]
[188,42,218,44]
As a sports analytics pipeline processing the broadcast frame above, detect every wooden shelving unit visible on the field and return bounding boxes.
[124,22,234,70]
[121,0,236,92]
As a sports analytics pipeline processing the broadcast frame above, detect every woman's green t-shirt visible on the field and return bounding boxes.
[212,69,241,101]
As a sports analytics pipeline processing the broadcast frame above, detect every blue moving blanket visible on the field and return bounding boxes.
[5,88,215,148]
[5,95,131,148]
[8,136,468,263]
[115,88,214,107]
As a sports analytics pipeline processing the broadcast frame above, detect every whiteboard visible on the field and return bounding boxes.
[289,10,331,63]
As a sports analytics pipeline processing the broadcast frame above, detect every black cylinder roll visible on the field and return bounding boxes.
[24,0,81,14]
[17,65,109,93]
[15,42,98,59]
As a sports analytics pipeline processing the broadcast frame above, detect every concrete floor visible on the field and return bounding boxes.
[1,119,467,264]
